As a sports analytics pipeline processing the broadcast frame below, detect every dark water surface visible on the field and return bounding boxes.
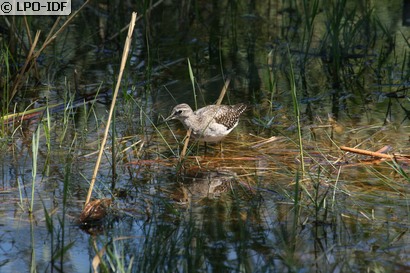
[1,0,409,272]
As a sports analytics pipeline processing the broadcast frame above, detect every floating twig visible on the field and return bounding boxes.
[340,146,409,161]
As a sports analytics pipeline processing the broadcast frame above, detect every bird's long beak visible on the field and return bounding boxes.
[163,114,174,122]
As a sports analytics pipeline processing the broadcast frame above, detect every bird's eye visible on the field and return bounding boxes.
[176,110,182,115]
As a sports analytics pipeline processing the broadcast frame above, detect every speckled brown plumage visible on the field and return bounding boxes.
[213,103,247,129]
[164,103,247,142]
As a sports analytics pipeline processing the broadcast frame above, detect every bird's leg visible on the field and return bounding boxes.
[219,141,225,158]
[204,141,208,156]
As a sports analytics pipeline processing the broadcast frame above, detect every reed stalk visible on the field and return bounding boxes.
[180,58,197,159]
[187,58,197,109]
[287,47,305,175]
[84,12,138,206]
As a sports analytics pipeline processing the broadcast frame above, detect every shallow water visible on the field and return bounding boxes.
[1,0,409,272]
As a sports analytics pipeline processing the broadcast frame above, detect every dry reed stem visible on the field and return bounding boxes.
[216,77,230,106]
[10,31,40,99]
[23,16,40,79]
[84,12,138,206]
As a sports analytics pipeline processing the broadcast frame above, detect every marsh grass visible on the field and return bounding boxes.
[29,125,40,214]
[39,153,76,272]
[43,103,52,153]
[1,1,409,272]
[104,239,134,273]
[287,47,305,175]
[29,216,37,272]
[0,44,13,131]
[1,1,91,105]
[261,0,410,127]
[187,58,199,110]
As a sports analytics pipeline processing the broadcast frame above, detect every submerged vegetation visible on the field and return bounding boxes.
[0,0,409,272]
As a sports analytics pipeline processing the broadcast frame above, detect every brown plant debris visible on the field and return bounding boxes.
[79,198,112,223]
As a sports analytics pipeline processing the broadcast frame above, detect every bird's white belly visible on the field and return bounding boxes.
[190,121,237,142]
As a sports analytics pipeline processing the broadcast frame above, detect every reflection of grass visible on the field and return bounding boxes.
[39,154,75,271]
